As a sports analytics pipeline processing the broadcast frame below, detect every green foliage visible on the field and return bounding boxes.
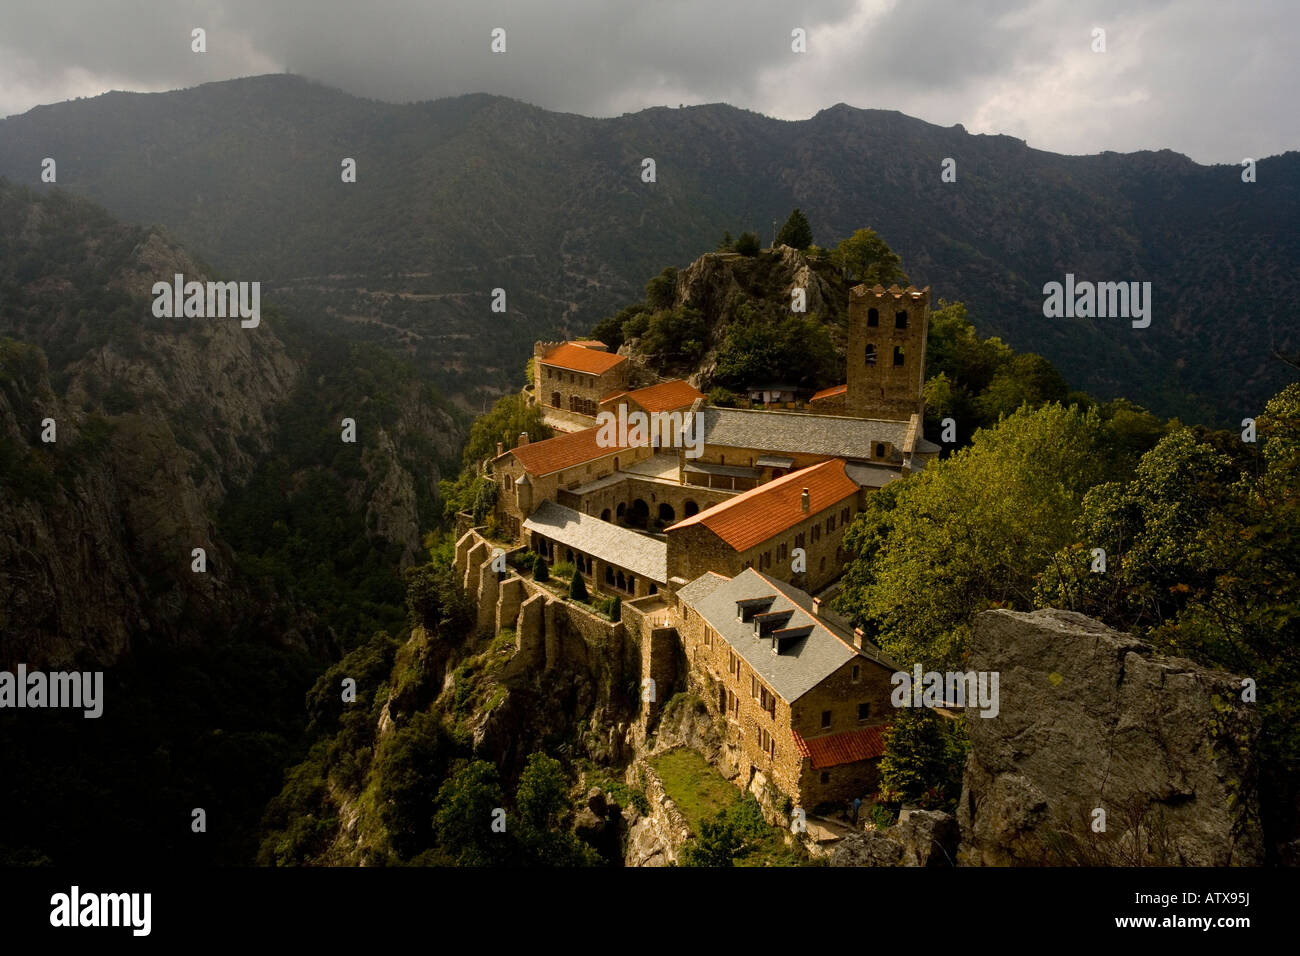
[645,267,678,310]
[830,227,906,286]
[834,403,1106,668]
[635,306,709,363]
[374,711,456,859]
[708,386,740,407]
[569,566,589,602]
[713,311,837,390]
[433,760,507,866]
[440,392,550,519]
[551,560,575,582]
[776,208,813,250]
[532,555,549,582]
[734,231,761,256]
[588,304,647,353]
[403,559,472,636]
[610,595,622,622]
[877,710,969,809]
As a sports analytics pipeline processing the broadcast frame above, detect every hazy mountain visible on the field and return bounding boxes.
[1,73,1296,422]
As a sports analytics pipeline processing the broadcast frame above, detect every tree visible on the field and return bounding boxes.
[734,231,761,256]
[532,554,549,582]
[433,760,509,865]
[515,752,569,832]
[682,814,742,866]
[610,595,622,622]
[569,566,588,602]
[877,709,968,808]
[645,267,678,310]
[834,403,1106,668]
[776,208,813,250]
[830,228,907,287]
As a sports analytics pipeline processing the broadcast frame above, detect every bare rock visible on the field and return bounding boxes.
[957,608,1263,866]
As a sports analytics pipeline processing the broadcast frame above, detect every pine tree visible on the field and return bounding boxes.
[569,566,588,602]
[611,595,622,622]
[532,555,549,582]
[776,208,813,250]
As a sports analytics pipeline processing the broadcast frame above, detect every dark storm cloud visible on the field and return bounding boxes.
[0,0,1295,163]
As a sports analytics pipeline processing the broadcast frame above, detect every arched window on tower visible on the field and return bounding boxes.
[865,343,876,366]
[893,345,905,367]
[867,308,879,327]
[895,311,908,329]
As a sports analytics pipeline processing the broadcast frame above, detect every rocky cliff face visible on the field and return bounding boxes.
[0,182,462,667]
[957,608,1263,866]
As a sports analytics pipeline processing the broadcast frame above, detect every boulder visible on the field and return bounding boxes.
[957,608,1263,866]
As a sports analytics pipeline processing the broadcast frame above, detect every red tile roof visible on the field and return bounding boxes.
[665,458,859,551]
[539,342,627,375]
[621,380,705,413]
[810,383,847,402]
[509,426,629,477]
[791,725,890,769]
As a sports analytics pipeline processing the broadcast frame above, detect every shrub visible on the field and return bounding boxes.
[611,596,622,622]
[569,567,589,602]
[735,231,761,256]
[532,555,549,582]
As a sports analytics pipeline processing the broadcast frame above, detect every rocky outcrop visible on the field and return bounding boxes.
[830,809,960,867]
[957,608,1263,866]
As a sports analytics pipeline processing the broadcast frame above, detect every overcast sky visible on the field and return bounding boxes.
[1,0,1295,164]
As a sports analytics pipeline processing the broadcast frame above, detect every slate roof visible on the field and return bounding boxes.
[692,406,910,458]
[791,725,890,768]
[675,567,863,703]
[523,500,667,583]
[667,459,859,552]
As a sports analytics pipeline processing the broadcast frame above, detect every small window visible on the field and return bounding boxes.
[821,710,831,729]
[851,664,860,683]
[893,345,905,367]
[875,443,885,458]
[864,343,876,366]
[858,702,871,721]
[895,310,908,329]
[867,308,879,327]
[820,771,830,785]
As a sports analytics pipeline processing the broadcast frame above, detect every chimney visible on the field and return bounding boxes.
[496,441,504,457]
[853,627,865,650]
[518,432,530,447]
[811,597,821,617]
[800,487,810,513]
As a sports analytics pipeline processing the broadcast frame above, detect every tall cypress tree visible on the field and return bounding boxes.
[776,208,813,250]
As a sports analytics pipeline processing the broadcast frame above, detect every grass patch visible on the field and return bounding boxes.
[649,748,739,833]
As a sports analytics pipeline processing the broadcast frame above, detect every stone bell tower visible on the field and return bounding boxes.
[845,284,929,421]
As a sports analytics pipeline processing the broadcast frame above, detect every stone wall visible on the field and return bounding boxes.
[666,494,858,593]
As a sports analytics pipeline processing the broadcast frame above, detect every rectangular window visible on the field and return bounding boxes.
[820,771,830,784]
[858,702,871,721]
[752,675,759,699]
[821,710,831,729]
[851,664,860,683]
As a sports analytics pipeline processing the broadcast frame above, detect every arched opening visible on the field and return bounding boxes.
[867,307,879,327]
[600,508,611,521]
[616,502,626,519]
[550,391,561,407]
[616,571,626,590]
[893,345,905,367]
[658,503,675,524]
[865,343,876,366]
[895,310,908,329]
[565,548,574,563]
[627,575,636,594]
[627,498,650,528]
[649,583,658,595]
[605,565,614,584]
[683,500,699,517]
